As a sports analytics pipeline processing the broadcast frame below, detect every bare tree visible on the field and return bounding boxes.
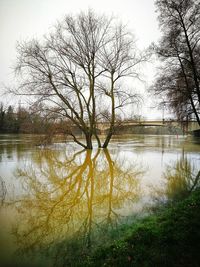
[14,10,144,149]
[152,0,200,125]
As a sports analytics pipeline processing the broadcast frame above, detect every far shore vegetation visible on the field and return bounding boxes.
[0,102,185,137]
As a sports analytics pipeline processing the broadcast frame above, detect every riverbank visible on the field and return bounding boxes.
[81,189,200,267]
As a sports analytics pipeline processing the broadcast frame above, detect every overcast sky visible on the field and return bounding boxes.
[0,0,164,119]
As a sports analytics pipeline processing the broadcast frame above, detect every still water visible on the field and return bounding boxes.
[0,134,200,266]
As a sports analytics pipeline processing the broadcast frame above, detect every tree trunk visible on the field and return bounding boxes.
[102,132,113,148]
[177,52,200,126]
[85,132,93,149]
[102,74,115,148]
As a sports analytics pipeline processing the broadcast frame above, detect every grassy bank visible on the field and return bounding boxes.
[81,189,200,267]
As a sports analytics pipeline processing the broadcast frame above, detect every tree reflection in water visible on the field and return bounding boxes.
[151,156,200,204]
[164,157,200,201]
[9,148,143,266]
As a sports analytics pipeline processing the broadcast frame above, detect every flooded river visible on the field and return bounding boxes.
[0,134,199,266]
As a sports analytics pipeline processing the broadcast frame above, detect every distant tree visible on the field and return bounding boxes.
[152,0,200,125]
[14,10,145,149]
[0,103,19,133]
[4,105,17,132]
[0,103,5,131]
[16,105,34,133]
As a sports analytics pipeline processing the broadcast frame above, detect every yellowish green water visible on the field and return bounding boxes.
[0,134,199,266]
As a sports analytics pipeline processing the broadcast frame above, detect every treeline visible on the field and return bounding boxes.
[0,103,68,134]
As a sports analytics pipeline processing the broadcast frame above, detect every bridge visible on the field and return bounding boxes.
[97,120,200,133]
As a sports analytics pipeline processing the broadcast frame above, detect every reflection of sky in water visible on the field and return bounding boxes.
[0,134,200,266]
[106,135,200,188]
[0,134,200,199]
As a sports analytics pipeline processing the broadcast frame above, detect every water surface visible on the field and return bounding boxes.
[0,134,199,266]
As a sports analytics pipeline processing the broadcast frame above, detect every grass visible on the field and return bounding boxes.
[80,189,200,267]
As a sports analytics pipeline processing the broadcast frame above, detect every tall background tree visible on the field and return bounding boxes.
[13,10,144,149]
[0,103,5,132]
[152,0,200,125]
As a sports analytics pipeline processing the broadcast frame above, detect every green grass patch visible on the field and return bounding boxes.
[81,189,200,267]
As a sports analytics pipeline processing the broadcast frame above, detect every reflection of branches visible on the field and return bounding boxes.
[8,148,143,265]
[164,158,200,201]
[0,176,6,206]
[190,170,200,192]
[152,157,200,204]
[104,149,115,225]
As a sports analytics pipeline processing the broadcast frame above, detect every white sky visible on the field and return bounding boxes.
[0,0,165,119]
